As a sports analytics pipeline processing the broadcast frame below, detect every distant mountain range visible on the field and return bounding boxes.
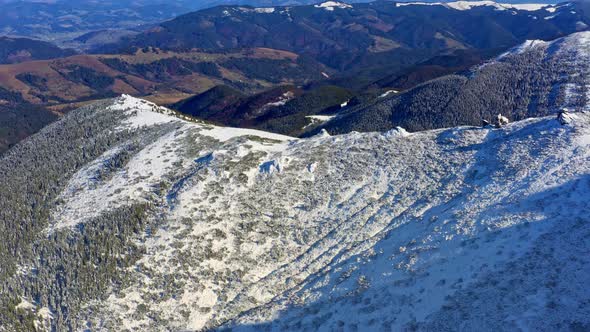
[0,0,371,44]
[0,0,568,44]
[0,1,190,43]
[167,31,590,137]
[100,1,588,74]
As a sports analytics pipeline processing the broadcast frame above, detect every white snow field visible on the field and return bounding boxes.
[396,1,553,12]
[43,92,589,331]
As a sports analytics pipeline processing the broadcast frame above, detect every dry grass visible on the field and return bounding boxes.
[0,48,301,108]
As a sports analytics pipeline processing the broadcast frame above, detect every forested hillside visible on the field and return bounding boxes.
[102,1,589,73]
[0,37,75,64]
[0,95,588,331]
[172,84,354,136]
[314,31,590,134]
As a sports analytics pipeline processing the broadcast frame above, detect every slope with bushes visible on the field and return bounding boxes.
[0,95,589,331]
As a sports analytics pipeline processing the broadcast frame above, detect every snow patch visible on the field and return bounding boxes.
[315,1,352,11]
[495,39,548,61]
[261,91,295,109]
[254,7,275,14]
[396,1,550,12]
[383,126,409,138]
[304,115,336,130]
[16,299,35,311]
[306,115,336,122]
[202,126,293,144]
[379,89,399,98]
[544,13,557,20]
[111,94,178,129]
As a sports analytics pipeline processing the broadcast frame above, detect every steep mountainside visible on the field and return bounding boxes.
[172,84,354,136]
[315,30,590,134]
[102,1,589,72]
[171,85,247,118]
[0,102,58,154]
[0,95,589,331]
[0,37,76,64]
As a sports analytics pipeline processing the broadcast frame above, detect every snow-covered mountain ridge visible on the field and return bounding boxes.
[1,95,589,331]
[396,1,554,11]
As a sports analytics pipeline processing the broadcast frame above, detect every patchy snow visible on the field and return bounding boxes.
[306,115,336,122]
[260,91,295,109]
[473,31,590,86]
[396,1,550,12]
[221,113,590,331]
[16,298,35,311]
[69,92,590,331]
[316,128,331,138]
[48,95,295,231]
[254,7,275,14]
[111,94,178,129]
[13,298,55,332]
[201,126,293,144]
[499,39,548,58]
[383,126,410,138]
[314,1,352,11]
[35,307,54,332]
[304,115,336,129]
[379,89,400,98]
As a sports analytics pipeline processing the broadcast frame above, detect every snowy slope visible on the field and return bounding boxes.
[493,31,590,112]
[3,94,590,331]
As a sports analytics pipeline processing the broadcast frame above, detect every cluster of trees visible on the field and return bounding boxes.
[173,84,353,137]
[0,37,75,64]
[0,100,173,330]
[60,65,115,92]
[319,46,585,134]
[220,57,324,84]
[258,85,354,136]
[0,86,25,105]
[15,73,48,91]
[100,57,222,82]
[0,87,59,154]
